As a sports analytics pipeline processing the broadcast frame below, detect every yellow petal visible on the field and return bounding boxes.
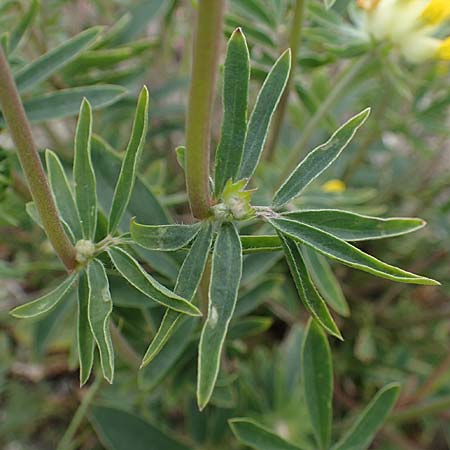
[322,179,346,193]
[421,0,450,25]
[436,36,450,59]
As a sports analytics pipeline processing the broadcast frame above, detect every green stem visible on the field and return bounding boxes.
[55,376,102,450]
[278,53,371,183]
[185,0,225,219]
[0,47,77,271]
[266,0,306,161]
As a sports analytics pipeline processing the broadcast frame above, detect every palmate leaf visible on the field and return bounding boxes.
[45,149,83,241]
[214,28,250,196]
[229,418,303,450]
[270,218,438,285]
[74,98,97,240]
[278,234,341,339]
[302,319,333,450]
[272,108,370,209]
[78,271,95,386]
[15,26,102,93]
[108,86,149,233]
[131,221,202,251]
[238,49,291,181]
[107,246,201,316]
[332,384,400,450]
[10,273,78,318]
[141,222,213,367]
[283,209,425,241]
[87,259,114,383]
[197,222,242,410]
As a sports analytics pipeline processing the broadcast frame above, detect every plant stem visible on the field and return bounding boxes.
[278,53,371,183]
[266,0,306,161]
[0,47,77,271]
[185,0,224,219]
[390,395,450,424]
[55,376,102,450]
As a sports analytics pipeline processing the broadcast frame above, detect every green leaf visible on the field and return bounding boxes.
[324,0,336,9]
[0,85,127,126]
[228,316,273,340]
[45,149,83,241]
[77,271,95,386]
[272,108,370,208]
[214,28,250,196]
[9,0,39,53]
[10,274,78,318]
[107,246,201,316]
[302,319,333,449]
[131,221,202,251]
[74,98,97,240]
[238,49,291,181]
[89,405,191,450]
[108,86,149,233]
[270,218,439,285]
[283,209,425,241]
[240,235,282,254]
[278,234,341,339]
[197,222,242,410]
[302,246,349,317]
[141,222,213,367]
[15,27,102,93]
[229,0,277,27]
[87,259,114,383]
[332,384,400,450]
[229,418,303,450]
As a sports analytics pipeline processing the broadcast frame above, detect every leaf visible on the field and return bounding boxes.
[302,319,333,449]
[240,235,282,254]
[332,384,400,450]
[89,405,192,450]
[73,98,97,240]
[197,222,242,410]
[272,109,370,208]
[45,149,83,241]
[278,234,342,339]
[270,218,439,285]
[229,0,277,27]
[0,85,127,126]
[131,221,202,251]
[214,28,250,196]
[108,86,149,233]
[302,246,349,317]
[9,0,39,53]
[87,259,114,383]
[324,0,336,9]
[10,274,78,318]
[107,246,201,316]
[141,222,213,367]
[229,418,303,450]
[77,271,95,386]
[238,49,291,181]
[15,27,102,93]
[283,209,425,241]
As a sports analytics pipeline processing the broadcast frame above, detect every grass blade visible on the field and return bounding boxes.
[197,222,242,410]
[238,49,291,181]
[279,234,342,339]
[87,259,114,383]
[11,274,77,318]
[214,28,250,196]
[107,246,201,316]
[73,98,97,240]
[284,209,425,241]
[108,86,149,233]
[272,108,370,208]
[302,319,333,449]
[270,218,439,285]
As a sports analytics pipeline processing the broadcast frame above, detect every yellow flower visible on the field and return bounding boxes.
[358,0,450,63]
[322,179,346,193]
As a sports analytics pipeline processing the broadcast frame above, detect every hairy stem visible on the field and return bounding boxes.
[0,47,77,270]
[266,0,306,161]
[278,53,371,183]
[185,0,225,219]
